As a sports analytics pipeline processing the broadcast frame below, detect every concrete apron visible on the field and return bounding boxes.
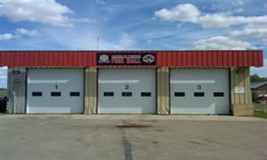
[0,114,265,121]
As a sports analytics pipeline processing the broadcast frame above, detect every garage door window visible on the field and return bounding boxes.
[51,92,61,96]
[32,92,42,97]
[141,92,151,97]
[104,92,114,97]
[194,92,205,97]
[70,92,80,96]
[122,92,132,97]
[174,92,185,97]
[214,92,224,97]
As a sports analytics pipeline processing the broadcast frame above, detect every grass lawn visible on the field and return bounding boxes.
[0,89,7,96]
[254,103,267,119]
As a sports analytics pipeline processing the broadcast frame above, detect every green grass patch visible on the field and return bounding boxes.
[0,89,7,95]
[254,103,267,119]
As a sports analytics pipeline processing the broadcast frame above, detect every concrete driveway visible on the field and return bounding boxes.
[0,115,266,160]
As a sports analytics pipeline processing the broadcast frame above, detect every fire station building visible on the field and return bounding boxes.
[0,50,263,116]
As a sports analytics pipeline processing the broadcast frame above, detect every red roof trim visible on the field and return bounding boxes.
[0,50,263,67]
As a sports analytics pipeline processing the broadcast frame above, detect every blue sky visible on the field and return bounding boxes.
[0,0,267,88]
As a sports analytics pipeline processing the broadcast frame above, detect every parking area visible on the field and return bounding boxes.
[0,115,267,160]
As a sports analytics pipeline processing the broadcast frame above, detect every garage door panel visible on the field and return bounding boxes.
[98,69,155,114]
[171,69,229,114]
[100,106,151,114]
[27,69,84,113]
[27,106,74,113]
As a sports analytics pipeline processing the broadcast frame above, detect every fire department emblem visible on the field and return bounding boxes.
[142,54,155,64]
[98,54,110,63]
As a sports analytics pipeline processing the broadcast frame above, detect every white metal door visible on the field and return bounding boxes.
[171,69,229,114]
[98,69,155,113]
[27,69,84,113]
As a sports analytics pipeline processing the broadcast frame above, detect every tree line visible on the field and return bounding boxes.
[250,74,267,82]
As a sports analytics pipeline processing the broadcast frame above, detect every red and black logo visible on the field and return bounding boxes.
[97,53,156,65]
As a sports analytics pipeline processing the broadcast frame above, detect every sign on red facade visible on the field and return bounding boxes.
[97,53,156,65]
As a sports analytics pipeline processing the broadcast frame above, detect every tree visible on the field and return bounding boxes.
[250,74,267,82]
[250,74,261,82]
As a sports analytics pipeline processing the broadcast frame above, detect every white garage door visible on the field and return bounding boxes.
[171,69,229,114]
[27,69,84,113]
[98,69,155,113]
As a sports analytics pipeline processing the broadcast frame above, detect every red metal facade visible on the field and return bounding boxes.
[0,51,96,67]
[0,50,263,67]
[157,50,263,67]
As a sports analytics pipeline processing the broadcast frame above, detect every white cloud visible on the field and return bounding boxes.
[0,28,38,41]
[69,18,90,23]
[154,3,266,28]
[154,3,200,23]
[230,28,267,37]
[0,33,13,40]
[0,0,89,27]
[154,3,266,49]
[194,36,256,50]
[16,28,38,36]
[198,14,266,28]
